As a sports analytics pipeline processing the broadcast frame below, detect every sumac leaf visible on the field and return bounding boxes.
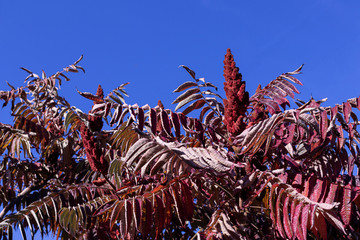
[309,179,324,202]
[283,196,293,239]
[140,198,152,237]
[275,188,286,239]
[301,204,310,240]
[162,190,172,228]
[343,101,351,123]
[171,183,185,225]
[179,65,196,80]
[172,88,200,104]
[181,181,194,220]
[150,108,157,134]
[174,93,202,112]
[170,111,181,138]
[76,89,104,103]
[138,107,144,131]
[182,99,206,115]
[173,81,198,93]
[133,198,142,231]
[340,184,352,226]
[110,200,124,230]
[160,109,171,136]
[291,202,303,240]
[154,195,165,239]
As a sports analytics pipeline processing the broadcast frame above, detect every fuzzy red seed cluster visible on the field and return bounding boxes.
[80,123,108,175]
[223,49,249,136]
[88,85,104,132]
[80,85,108,175]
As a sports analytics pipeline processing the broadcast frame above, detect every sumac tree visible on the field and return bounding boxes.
[0,49,360,239]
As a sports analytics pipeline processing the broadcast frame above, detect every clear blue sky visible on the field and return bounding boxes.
[1,0,360,239]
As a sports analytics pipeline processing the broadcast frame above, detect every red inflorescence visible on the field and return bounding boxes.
[88,85,104,132]
[223,49,249,136]
[80,122,108,175]
[80,85,108,175]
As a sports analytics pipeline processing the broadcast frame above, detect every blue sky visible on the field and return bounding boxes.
[0,0,360,239]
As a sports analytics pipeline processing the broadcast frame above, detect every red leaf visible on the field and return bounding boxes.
[110,104,122,126]
[199,106,211,122]
[173,81,198,92]
[320,110,328,140]
[337,125,345,151]
[291,202,303,240]
[301,204,310,240]
[322,210,346,235]
[244,178,272,207]
[154,195,165,239]
[292,173,302,190]
[170,111,181,138]
[171,183,186,225]
[110,200,124,230]
[309,179,324,202]
[179,65,196,80]
[178,112,187,128]
[313,212,328,240]
[340,184,352,226]
[194,120,204,142]
[103,102,112,118]
[160,109,171,136]
[275,188,286,239]
[284,124,296,144]
[124,200,133,238]
[283,196,293,239]
[204,110,215,126]
[138,107,144,131]
[269,183,279,225]
[331,105,338,120]
[182,99,206,115]
[133,198,142,231]
[172,88,200,104]
[309,204,317,230]
[140,198,152,237]
[282,74,303,85]
[77,89,104,103]
[119,201,127,237]
[302,175,311,198]
[162,191,172,228]
[181,181,194,221]
[348,150,355,176]
[150,108,157,134]
[343,101,351,123]
[259,98,281,114]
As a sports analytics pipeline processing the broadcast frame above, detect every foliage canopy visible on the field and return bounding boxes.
[0,49,360,239]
